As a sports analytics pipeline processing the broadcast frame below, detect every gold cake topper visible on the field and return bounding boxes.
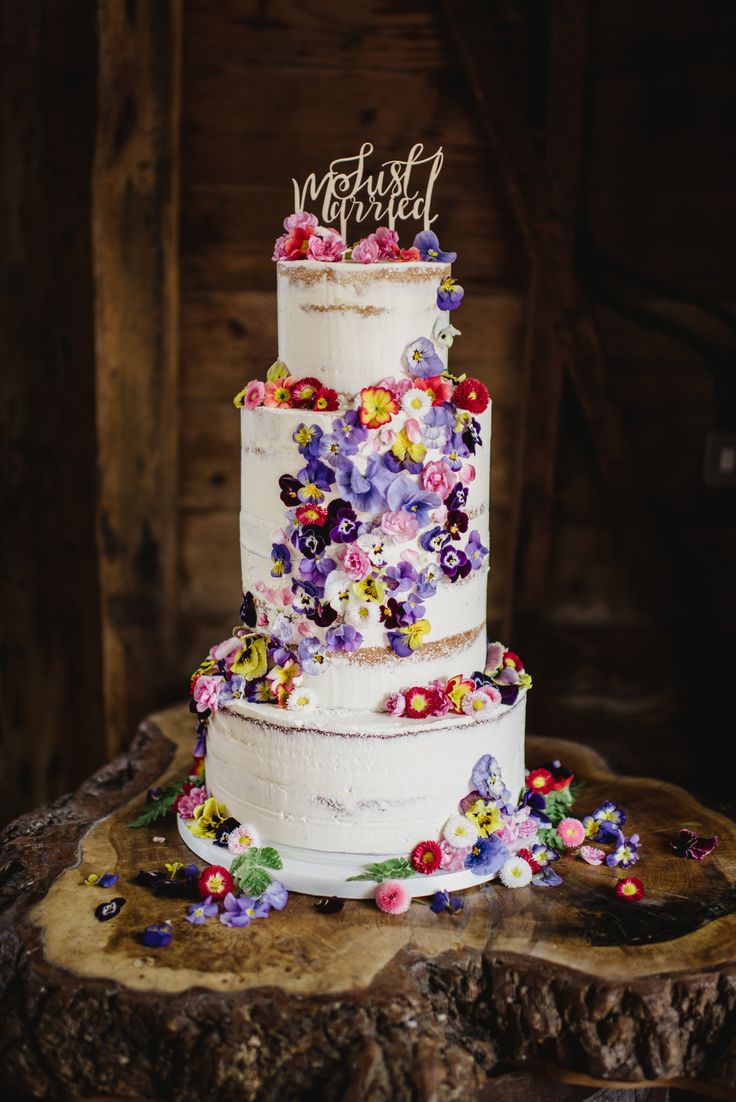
[292,143,444,242]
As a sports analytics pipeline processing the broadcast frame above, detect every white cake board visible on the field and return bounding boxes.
[178,817,497,900]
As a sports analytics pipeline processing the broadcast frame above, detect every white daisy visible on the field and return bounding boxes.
[443,814,479,849]
[286,687,316,712]
[227,823,261,854]
[461,689,490,716]
[344,598,381,631]
[498,856,532,889]
[401,388,432,418]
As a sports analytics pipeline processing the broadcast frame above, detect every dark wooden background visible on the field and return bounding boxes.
[2,0,735,825]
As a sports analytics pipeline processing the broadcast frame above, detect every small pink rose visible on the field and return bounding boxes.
[340,544,372,581]
[580,845,606,866]
[257,612,270,628]
[421,460,456,499]
[352,236,381,264]
[373,226,400,259]
[377,376,412,399]
[283,211,318,232]
[459,463,476,483]
[381,509,419,543]
[439,839,470,871]
[307,226,346,262]
[193,676,221,715]
[385,691,406,717]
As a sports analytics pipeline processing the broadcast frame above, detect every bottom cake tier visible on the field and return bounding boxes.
[202,695,527,856]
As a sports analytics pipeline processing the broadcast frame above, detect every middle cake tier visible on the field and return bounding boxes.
[239,403,492,712]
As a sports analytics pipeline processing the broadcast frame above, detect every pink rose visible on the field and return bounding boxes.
[307,227,347,262]
[177,786,208,819]
[439,839,471,871]
[340,544,372,581]
[373,226,400,259]
[193,675,221,715]
[421,460,456,499]
[257,612,270,628]
[351,235,381,264]
[283,211,319,232]
[381,509,419,543]
[385,691,406,716]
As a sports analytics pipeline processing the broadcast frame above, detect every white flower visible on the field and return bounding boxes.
[323,570,353,612]
[344,598,381,631]
[498,856,533,889]
[443,815,479,849]
[433,319,462,347]
[461,689,491,716]
[227,823,261,853]
[357,532,387,569]
[286,687,316,712]
[270,612,297,645]
[401,388,432,418]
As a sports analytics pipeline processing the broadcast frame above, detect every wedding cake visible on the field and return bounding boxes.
[182,155,533,897]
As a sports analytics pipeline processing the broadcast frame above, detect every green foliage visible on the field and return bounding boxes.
[346,856,416,883]
[127,781,186,828]
[536,826,565,853]
[231,846,284,896]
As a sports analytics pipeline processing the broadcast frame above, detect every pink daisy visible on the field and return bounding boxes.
[375,879,411,915]
[242,379,265,409]
[558,817,586,848]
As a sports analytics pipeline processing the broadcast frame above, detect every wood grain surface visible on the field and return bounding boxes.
[1,704,733,1099]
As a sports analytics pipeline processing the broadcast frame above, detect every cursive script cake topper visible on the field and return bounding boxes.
[292,143,444,242]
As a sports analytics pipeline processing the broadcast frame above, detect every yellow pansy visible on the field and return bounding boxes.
[391,428,426,466]
[352,577,386,603]
[465,799,503,837]
[190,797,229,839]
[231,635,268,681]
[394,618,430,652]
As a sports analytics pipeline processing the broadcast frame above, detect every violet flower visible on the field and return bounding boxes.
[299,553,335,585]
[439,545,471,581]
[471,754,512,804]
[292,423,323,458]
[279,473,301,507]
[186,896,220,926]
[415,565,439,598]
[386,474,441,527]
[462,418,483,454]
[444,509,468,540]
[672,828,719,860]
[592,801,627,842]
[139,922,173,948]
[405,336,444,379]
[466,529,488,569]
[445,483,469,510]
[400,594,425,624]
[95,898,126,922]
[605,830,641,869]
[531,843,560,867]
[533,867,563,887]
[422,405,453,449]
[325,623,362,652]
[270,542,292,578]
[328,503,361,544]
[383,561,418,593]
[260,879,288,911]
[421,525,451,554]
[220,892,270,928]
[464,835,509,876]
[332,410,368,452]
[295,526,327,560]
[412,230,457,264]
[436,277,464,311]
[429,890,464,915]
[298,636,329,676]
[291,579,322,616]
[335,455,392,514]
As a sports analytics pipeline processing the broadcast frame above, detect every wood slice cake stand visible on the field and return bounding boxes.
[1,703,734,1101]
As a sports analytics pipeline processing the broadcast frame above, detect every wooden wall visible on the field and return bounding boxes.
[2,0,735,822]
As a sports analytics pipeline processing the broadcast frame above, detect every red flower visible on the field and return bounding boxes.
[296,504,328,526]
[526,768,554,795]
[291,376,322,407]
[198,864,234,901]
[410,840,443,875]
[453,377,490,414]
[404,687,434,719]
[616,876,645,903]
[313,386,339,411]
[502,649,524,671]
[517,848,541,874]
[398,247,421,262]
[280,225,314,260]
[414,375,453,406]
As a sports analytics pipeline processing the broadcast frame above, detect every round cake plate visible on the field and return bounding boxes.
[178,818,497,900]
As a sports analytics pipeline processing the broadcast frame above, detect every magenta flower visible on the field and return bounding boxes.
[284,211,319,232]
[375,879,411,914]
[193,675,221,714]
[307,226,347,262]
[351,235,381,264]
[373,226,400,259]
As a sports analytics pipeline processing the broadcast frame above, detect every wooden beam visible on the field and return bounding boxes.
[443,0,676,631]
[93,0,182,756]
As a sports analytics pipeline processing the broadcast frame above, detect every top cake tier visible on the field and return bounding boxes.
[277,260,452,395]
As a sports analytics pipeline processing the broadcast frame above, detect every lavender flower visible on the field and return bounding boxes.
[400,594,425,624]
[531,843,560,867]
[464,835,509,876]
[292,423,323,458]
[605,830,641,869]
[429,890,464,915]
[436,277,464,311]
[386,474,441,527]
[299,553,336,585]
[332,410,368,452]
[420,525,450,554]
[296,459,335,504]
[270,542,292,578]
[218,675,246,705]
[383,561,417,593]
[97,872,120,888]
[318,432,350,464]
[291,579,322,616]
[466,529,488,569]
[415,565,439,599]
[592,801,627,842]
[186,896,219,925]
[298,636,328,675]
[335,455,393,514]
[470,754,512,804]
[220,892,270,928]
[260,879,288,911]
[422,404,453,449]
[405,336,444,379]
[533,867,563,887]
[325,623,362,652]
[412,229,457,264]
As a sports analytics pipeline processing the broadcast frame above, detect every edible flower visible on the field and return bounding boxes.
[307,226,346,262]
[525,768,554,796]
[387,618,430,657]
[412,229,457,264]
[314,386,339,411]
[671,828,719,860]
[557,818,586,848]
[464,798,503,837]
[186,896,220,925]
[410,839,443,875]
[95,898,126,922]
[499,856,533,889]
[616,876,645,902]
[580,845,606,865]
[291,377,322,406]
[375,879,411,915]
[464,835,509,876]
[286,687,316,712]
[590,801,627,841]
[404,686,440,719]
[227,823,261,854]
[359,386,398,429]
[139,922,173,948]
[470,754,511,802]
[446,674,475,713]
[270,543,292,578]
[272,211,317,260]
[453,377,489,413]
[429,890,464,915]
[264,377,296,408]
[234,379,265,410]
[437,277,464,311]
[443,814,479,849]
[190,797,229,839]
[220,892,270,928]
[605,830,641,869]
[198,864,234,901]
[404,337,444,379]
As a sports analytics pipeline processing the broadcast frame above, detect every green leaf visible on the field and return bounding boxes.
[536,826,565,853]
[569,779,586,805]
[544,791,574,827]
[257,846,283,871]
[346,856,416,883]
[127,781,186,828]
[236,867,272,897]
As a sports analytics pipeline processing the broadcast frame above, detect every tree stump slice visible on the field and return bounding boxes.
[0,704,734,1101]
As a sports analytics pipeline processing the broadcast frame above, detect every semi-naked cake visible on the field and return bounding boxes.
[181,212,534,897]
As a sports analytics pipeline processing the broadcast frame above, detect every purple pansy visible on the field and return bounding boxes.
[291,580,323,615]
[422,404,453,448]
[429,890,464,915]
[531,843,560,867]
[405,337,444,379]
[260,879,289,911]
[400,594,425,623]
[471,754,512,804]
[437,277,464,311]
[383,561,418,593]
[386,475,441,527]
[462,418,483,454]
[297,459,335,504]
[326,623,362,652]
[299,552,335,585]
[443,436,470,470]
[97,872,120,888]
[466,529,488,569]
[270,542,292,578]
[318,432,350,464]
[592,801,627,842]
[520,789,551,825]
[218,675,246,704]
[328,502,361,543]
[415,565,439,598]
[605,830,641,869]
[464,835,509,876]
[380,597,407,629]
[95,898,126,922]
[439,545,471,581]
[297,636,328,675]
[295,526,327,560]
[335,455,393,514]
[412,229,457,264]
[279,474,301,507]
[533,867,563,887]
[220,892,270,928]
[139,922,173,948]
[421,525,451,553]
[186,896,220,926]
[332,410,368,452]
[445,483,469,510]
[444,509,468,540]
[292,423,323,458]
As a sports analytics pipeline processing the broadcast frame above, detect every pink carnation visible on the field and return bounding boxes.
[339,544,372,581]
[385,691,406,716]
[351,235,381,264]
[558,817,586,848]
[373,226,400,259]
[375,879,411,914]
[242,380,265,409]
[381,509,419,543]
[177,786,208,819]
[439,839,471,871]
[307,226,346,262]
[283,211,318,232]
[421,460,456,499]
[193,675,221,714]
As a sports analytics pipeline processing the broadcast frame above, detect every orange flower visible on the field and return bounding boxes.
[359,386,398,429]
